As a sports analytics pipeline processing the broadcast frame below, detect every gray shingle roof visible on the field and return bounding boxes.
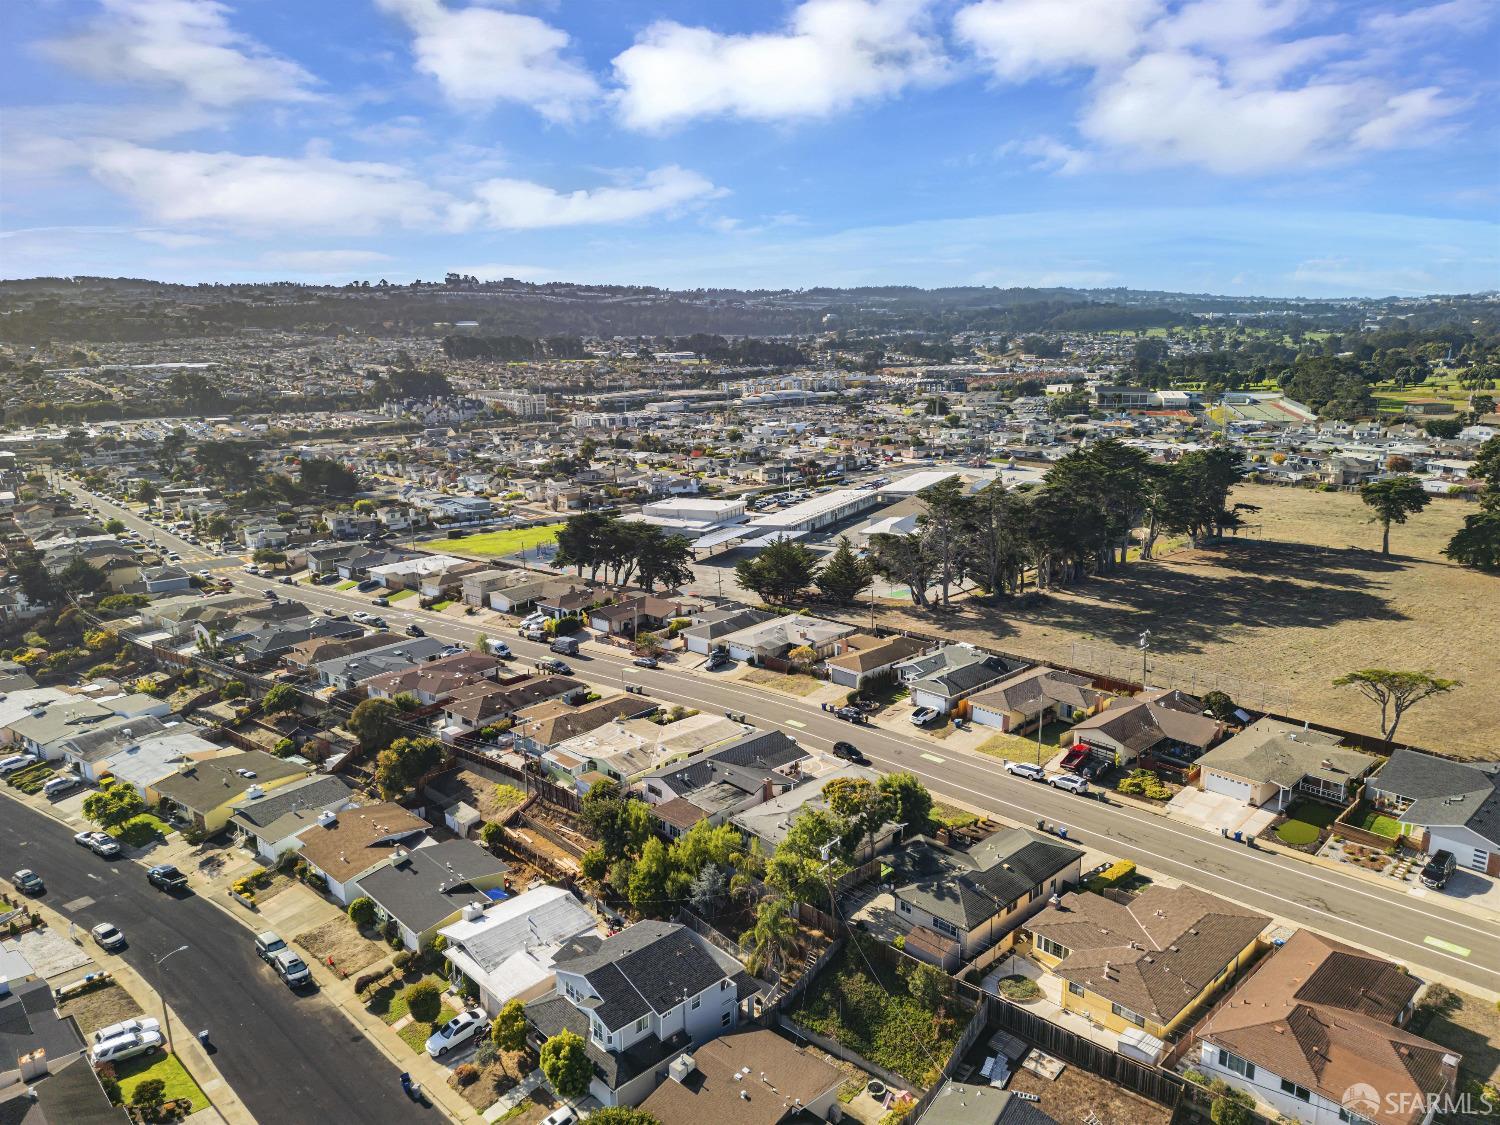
[354,839,509,935]
[891,829,1082,930]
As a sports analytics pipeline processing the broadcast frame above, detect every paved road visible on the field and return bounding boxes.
[65,482,1500,995]
[0,801,431,1125]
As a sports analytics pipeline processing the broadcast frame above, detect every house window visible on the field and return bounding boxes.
[898,900,912,914]
[931,917,959,939]
[1340,1111,1373,1125]
[647,784,662,797]
[691,997,700,1010]
[1280,1079,1311,1102]
[1111,1003,1146,1027]
[1217,1049,1256,1079]
[721,1012,732,1027]
[1067,982,1085,997]
[1034,935,1068,959]
[636,1017,648,1032]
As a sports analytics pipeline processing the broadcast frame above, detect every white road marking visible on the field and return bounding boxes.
[920,753,946,764]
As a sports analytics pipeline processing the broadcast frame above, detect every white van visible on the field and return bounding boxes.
[90,1030,163,1065]
[42,775,82,799]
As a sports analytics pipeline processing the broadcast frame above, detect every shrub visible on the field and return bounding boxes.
[404,981,442,1023]
[131,1078,167,1113]
[997,976,1041,1001]
[99,1072,122,1104]
[479,821,505,849]
[1095,860,1137,888]
[392,950,415,972]
[453,1063,478,1087]
[348,897,377,928]
[474,1038,500,1068]
[1116,769,1171,800]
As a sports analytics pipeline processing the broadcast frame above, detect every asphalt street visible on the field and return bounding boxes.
[0,800,430,1125]
[67,482,1500,997]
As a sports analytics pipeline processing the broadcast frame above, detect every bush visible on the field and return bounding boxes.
[997,976,1041,1001]
[392,950,415,973]
[1116,769,1172,800]
[405,981,442,1023]
[131,1078,167,1113]
[453,1063,478,1087]
[348,896,377,928]
[474,1038,500,1068]
[479,821,505,849]
[1094,860,1136,888]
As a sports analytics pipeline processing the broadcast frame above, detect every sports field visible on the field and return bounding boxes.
[440,523,564,558]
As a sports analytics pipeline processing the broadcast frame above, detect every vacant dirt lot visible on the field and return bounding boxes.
[295,919,387,976]
[878,484,1495,757]
[59,982,144,1038]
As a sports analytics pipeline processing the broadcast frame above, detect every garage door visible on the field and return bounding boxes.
[1203,771,1250,800]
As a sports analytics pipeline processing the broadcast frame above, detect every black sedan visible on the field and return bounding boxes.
[832,741,869,765]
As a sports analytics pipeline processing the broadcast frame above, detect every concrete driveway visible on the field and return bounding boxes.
[1166,788,1276,837]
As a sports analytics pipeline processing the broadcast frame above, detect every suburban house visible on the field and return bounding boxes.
[967,665,1103,734]
[731,763,892,855]
[51,715,172,783]
[1065,691,1223,770]
[636,730,809,837]
[313,637,451,691]
[361,651,510,705]
[460,568,514,608]
[514,694,659,760]
[1195,718,1377,812]
[438,885,599,1016]
[366,553,470,591]
[716,613,856,666]
[152,751,312,834]
[898,645,1023,716]
[95,730,223,799]
[1194,929,1459,1125]
[548,713,748,784]
[535,585,601,621]
[636,1028,844,1125]
[290,802,430,905]
[917,1082,1059,1125]
[440,675,589,732]
[526,920,750,1107]
[588,595,703,638]
[238,616,366,666]
[353,839,511,951]
[228,774,358,860]
[281,631,394,674]
[885,828,1084,970]
[484,571,554,614]
[1364,749,1500,875]
[681,608,775,657]
[1023,885,1269,1043]
[823,633,931,690]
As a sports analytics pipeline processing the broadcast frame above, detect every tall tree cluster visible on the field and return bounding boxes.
[868,440,1243,606]
[1444,435,1500,570]
[553,512,695,592]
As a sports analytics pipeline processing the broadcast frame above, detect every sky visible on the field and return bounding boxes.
[3,0,1498,297]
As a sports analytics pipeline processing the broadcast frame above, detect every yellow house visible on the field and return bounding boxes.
[1022,884,1268,1040]
[151,750,312,834]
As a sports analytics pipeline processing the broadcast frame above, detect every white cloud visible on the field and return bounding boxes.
[1364,0,1490,36]
[955,0,1161,81]
[456,166,723,230]
[1153,0,1307,51]
[37,0,316,106]
[84,143,721,234]
[611,0,946,130]
[89,144,444,233]
[1081,51,1364,174]
[1351,87,1465,150]
[1000,135,1092,175]
[375,0,598,121]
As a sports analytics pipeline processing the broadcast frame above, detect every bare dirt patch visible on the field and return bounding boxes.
[58,982,144,1038]
[877,484,1494,757]
[451,1047,535,1113]
[740,668,826,697]
[1008,1062,1173,1125]
[441,768,528,822]
[294,919,386,976]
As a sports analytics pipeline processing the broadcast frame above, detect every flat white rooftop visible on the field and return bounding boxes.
[748,488,876,530]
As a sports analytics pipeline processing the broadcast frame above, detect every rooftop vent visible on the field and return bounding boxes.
[317,809,338,828]
[668,1054,695,1085]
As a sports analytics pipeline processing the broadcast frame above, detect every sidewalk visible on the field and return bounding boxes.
[23,897,254,1125]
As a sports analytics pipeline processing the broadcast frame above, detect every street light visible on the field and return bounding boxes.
[152,944,190,1051]
[1138,629,1151,688]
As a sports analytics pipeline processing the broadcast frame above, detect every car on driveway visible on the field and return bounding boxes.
[425,1009,486,1057]
[147,864,189,892]
[832,741,869,765]
[90,1030,162,1066]
[1421,849,1456,889]
[540,1108,578,1125]
[91,922,127,951]
[1004,761,1047,782]
[1049,773,1090,795]
[271,948,312,989]
[11,869,44,895]
[255,931,288,962]
[909,707,940,727]
[93,1017,160,1045]
[705,651,731,671]
[0,752,39,775]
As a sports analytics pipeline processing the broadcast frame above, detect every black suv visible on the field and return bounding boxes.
[832,741,869,765]
[1420,849,1456,889]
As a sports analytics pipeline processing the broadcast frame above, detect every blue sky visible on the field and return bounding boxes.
[3,0,1497,296]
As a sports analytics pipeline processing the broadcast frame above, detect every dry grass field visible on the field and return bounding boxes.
[877,483,1496,757]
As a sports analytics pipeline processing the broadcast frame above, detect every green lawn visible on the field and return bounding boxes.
[429,599,454,612]
[973,720,1070,766]
[387,588,416,602]
[336,580,358,590]
[1356,808,1402,839]
[115,813,174,847]
[441,523,565,559]
[398,1003,457,1053]
[1276,800,1340,846]
[371,975,448,1025]
[116,1051,208,1114]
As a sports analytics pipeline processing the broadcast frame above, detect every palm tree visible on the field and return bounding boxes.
[739,896,797,978]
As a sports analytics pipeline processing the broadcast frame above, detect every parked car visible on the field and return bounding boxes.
[279,576,294,585]
[539,1109,578,1125]
[352,611,373,622]
[42,775,81,799]
[369,617,388,629]
[632,656,658,668]
[537,658,572,675]
[1050,773,1090,795]
[254,931,288,962]
[271,948,312,989]
[372,596,390,607]
[93,1017,160,1045]
[90,1031,162,1066]
[549,637,580,656]
[356,579,380,592]
[909,707,940,727]
[1420,849,1457,889]
[834,705,868,724]
[485,640,513,659]
[425,1009,486,1057]
[405,623,425,637]
[832,741,869,765]
[0,752,40,775]
[705,650,731,670]
[262,589,279,600]
[147,864,189,892]
[1004,761,1047,782]
[11,869,44,895]
[89,833,121,858]
[91,922,127,951]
